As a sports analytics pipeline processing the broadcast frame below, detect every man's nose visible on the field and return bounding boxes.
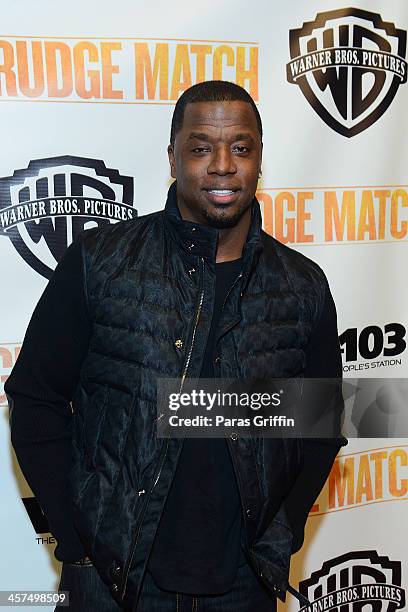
[207,146,237,175]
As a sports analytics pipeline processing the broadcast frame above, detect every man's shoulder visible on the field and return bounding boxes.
[79,209,163,258]
[261,230,327,287]
[261,232,330,327]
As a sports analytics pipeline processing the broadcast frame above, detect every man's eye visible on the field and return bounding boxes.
[233,145,249,154]
[192,147,210,153]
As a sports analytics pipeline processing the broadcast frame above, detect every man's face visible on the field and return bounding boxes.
[168,100,262,229]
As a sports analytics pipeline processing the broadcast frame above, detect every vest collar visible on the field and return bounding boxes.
[163,180,263,268]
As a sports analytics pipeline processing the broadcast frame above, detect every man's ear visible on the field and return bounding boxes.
[168,145,176,179]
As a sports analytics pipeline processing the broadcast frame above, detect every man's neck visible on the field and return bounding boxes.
[215,208,251,263]
[177,197,252,263]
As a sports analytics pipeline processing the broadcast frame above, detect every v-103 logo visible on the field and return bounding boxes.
[300,551,405,612]
[340,323,406,372]
[287,9,408,136]
[0,156,135,278]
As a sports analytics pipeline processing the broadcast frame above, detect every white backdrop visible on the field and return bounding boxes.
[0,1,407,610]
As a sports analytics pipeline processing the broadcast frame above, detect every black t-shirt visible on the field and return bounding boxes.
[147,258,246,595]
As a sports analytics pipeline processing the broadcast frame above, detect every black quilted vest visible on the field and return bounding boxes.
[70,181,325,611]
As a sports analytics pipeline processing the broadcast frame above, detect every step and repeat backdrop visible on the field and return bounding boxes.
[0,0,407,610]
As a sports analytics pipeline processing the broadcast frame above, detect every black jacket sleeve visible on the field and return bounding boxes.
[5,238,91,562]
[284,278,348,553]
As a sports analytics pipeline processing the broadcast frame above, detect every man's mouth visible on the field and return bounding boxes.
[204,188,240,204]
[208,189,235,196]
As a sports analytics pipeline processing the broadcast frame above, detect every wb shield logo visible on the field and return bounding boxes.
[287,9,408,137]
[0,156,135,278]
[299,551,405,612]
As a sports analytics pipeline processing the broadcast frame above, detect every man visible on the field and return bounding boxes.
[5,80,346,611]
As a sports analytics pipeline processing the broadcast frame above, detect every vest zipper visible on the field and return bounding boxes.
[152,255,205,491]
[148,256,205,492]
[217,269,246,536]
[222,271,255,581]
[215,271,243,347]
[120,257,205,601]
[225,436,250,551]
[221,271,243,312]
[179,256,205,391]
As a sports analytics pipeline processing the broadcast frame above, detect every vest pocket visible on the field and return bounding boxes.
[70,383,108,507]
[81,383,109,470]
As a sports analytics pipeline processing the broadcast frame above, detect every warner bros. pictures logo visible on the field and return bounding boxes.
[299,551,406,612]
[287,8,408,137]
[0,156,135,278]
